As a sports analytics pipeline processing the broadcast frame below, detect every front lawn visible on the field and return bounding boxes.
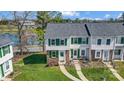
[65,65,80,79]
[81,67,118,81]
[114,61,124,78]
[12,54,71,81]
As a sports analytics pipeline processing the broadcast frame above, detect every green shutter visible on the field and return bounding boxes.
[65,38,67,46]
[71,38,73,44]
[0,48,2,58]
[49,51,51,58]
[2,47,5,56]
[0,65,4,77]
[71,49,73,58]
[78,38,82,44]
[56,51,59,58]
[56,39,60,46]
[86,38,88,44]
[48,39,51,46]
[8,45,10,53]
[78,49,80,58]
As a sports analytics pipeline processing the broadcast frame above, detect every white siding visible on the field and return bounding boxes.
[91,36,115,50]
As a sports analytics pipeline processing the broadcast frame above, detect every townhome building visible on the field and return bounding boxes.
[45,23,124,65]
[0,38,13,80]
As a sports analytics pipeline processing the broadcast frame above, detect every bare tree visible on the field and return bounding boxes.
[11,11,33,55]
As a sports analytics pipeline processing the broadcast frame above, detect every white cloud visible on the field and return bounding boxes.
[61,11,80,16]
[81,17,94,20]
[104,14,111,18]
[80,17,103,20]
[117,13,122,18]
[94,18,103,20]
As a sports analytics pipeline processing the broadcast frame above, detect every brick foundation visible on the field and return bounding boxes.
[47,57,59,66]
[65,50,70,64]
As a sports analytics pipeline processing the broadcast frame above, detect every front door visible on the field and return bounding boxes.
[73,49,78,59]
[59,50,65,62]
[103,50,109,62]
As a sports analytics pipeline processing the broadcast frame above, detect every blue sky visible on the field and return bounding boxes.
[0,11,123,20]
[61,11,123,20]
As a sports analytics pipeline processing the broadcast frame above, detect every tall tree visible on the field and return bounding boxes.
[36,11,62,52]
[11,11,33,55]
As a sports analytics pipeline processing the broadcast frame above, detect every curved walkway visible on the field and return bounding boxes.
[59,63,80,81]
[104,62,124,81]
[73,60,88,81]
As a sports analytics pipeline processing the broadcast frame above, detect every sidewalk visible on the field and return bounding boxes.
[73,60,88,81]
[59,63,80,81]
[104,62,124,81]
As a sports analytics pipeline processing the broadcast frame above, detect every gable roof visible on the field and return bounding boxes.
[45,22,124,39]
[86,23,124,36]
[45,23,89,39]
[0,37,13,48]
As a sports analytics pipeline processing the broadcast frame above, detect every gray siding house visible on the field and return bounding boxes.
[45,23,124,65]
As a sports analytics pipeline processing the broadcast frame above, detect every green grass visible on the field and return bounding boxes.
[65,65,80,79]
[12,54,71,81]
[114,62,124,78]
[81,67,118,81]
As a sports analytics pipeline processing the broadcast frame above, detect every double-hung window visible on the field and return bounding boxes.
[121,37,124,44]
[81,50,86,57]
[95,50,101,58]
[61,40,65,45]
[4,61,10,71]
[106,39,111,45]
[97,39,102,45]
[2,45,10,56]
[51,39,56,45]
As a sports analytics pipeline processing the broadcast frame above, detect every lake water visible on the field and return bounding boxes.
[0,33,40,46]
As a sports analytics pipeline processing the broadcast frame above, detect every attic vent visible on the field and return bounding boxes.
[84,24,91,36]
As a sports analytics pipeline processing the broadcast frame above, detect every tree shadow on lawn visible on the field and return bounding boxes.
[23,54,47,65]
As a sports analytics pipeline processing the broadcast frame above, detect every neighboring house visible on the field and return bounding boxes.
[0,38,13,80]
[45,23,124,64]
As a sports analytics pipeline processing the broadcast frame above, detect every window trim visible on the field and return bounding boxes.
[95,50,101,58]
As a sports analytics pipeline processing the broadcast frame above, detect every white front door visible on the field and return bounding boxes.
[59,50,65,62]
[73,49,78,59]
[103,50,109,62]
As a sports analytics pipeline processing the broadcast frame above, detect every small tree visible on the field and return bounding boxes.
[36,11,62,52]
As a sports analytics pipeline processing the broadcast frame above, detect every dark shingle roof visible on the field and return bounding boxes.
[45,23,124,38]
[45,23,89,38]
[0,37,13,48]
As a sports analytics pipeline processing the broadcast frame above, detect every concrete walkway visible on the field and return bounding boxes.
[73,60,88,81]
[104,62,124,81]
[59,63,80,81]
